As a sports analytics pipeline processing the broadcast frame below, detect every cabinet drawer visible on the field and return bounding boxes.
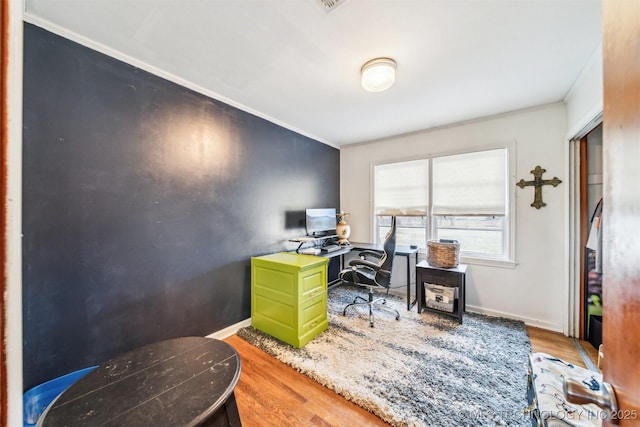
[301,294,328,335]
[301,267,326,298]
[253,294,294,327]
[253,265,295,296]
[301,285,325,303]
[419,272,461,286]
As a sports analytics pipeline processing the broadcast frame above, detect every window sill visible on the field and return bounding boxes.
[459,256,518,269]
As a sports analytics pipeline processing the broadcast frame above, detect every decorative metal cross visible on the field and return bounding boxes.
[516,165,562,209]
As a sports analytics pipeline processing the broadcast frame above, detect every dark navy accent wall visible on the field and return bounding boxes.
[22,23,339,390]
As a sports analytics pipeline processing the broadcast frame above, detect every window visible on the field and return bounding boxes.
[373,148,512,263]
[432,149,507,259]
[374,159,428,247]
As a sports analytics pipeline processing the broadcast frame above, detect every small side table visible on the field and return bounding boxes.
[416,261,467,323]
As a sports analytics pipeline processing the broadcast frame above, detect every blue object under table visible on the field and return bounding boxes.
[38,337,242,427]
[23,365,97,426]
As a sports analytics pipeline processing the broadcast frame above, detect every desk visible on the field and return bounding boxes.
[288,239,419,311]
[39,337,242,427]
[318,244,419,310]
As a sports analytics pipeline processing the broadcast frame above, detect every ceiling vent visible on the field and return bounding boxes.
[315,0,348,13]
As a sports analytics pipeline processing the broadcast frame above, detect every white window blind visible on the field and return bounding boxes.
[374,159,428,215]
[432,149,506,216]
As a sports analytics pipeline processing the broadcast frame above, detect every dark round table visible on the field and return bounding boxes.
[38,337,242,426]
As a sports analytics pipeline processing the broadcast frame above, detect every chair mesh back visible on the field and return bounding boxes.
[375,216,397,288]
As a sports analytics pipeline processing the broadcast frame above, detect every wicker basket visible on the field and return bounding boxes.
[427,240,460,268]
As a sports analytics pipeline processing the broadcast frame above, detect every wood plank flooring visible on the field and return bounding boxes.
[224,326,599,427]
[225,335,388,427]
[526,326,599,369]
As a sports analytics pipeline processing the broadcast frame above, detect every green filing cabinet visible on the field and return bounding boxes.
[251,252,329,348]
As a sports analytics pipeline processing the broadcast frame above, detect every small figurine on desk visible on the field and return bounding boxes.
[336,211,351,245]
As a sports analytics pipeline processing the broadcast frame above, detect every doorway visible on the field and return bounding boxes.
[580,124,603,348]
[569,120,603,343]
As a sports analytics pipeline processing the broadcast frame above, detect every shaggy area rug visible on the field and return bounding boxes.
[237,285,532,427]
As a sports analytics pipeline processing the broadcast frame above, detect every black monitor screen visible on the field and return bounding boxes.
[305,208,337,237]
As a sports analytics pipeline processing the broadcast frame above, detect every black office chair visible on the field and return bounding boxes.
[339,216,400,327]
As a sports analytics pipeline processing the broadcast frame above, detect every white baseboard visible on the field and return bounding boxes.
[465,304,563,333]
[206,318,252,340]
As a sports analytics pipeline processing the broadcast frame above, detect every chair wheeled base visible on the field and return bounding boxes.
[343,285,400,327]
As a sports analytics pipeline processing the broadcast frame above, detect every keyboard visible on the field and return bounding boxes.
[299,247,321,255]
[321,244,341,253]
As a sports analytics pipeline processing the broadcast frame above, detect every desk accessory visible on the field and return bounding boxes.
[335,211,351,245]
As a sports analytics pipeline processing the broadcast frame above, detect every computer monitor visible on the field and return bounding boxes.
[305,208,337,237]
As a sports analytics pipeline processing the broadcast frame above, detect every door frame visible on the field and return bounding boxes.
[1,0,9,421]
[3,0,24,425]
[568,115,602,338]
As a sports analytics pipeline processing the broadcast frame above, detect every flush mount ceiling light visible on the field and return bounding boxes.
[361,57,396,92]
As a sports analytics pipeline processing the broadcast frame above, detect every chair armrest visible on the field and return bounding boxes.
[358,250,383,259]
[348,259,391,277]
[348,258,379,269]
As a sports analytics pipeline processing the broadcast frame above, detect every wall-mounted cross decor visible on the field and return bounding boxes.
[516,165,562,209]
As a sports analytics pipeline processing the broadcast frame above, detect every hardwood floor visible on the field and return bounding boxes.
[526,326,599,369]
[225,335,388,427]
[224,326,599,427]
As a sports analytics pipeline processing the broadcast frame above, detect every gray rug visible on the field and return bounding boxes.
[237,285,532,427]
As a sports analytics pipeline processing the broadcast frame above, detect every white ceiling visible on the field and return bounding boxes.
[24,0,602,146]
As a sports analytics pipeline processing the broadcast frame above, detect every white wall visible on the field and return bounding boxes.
[565,45,603,139]
[563,45,603,336]
[340,103,568,331]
